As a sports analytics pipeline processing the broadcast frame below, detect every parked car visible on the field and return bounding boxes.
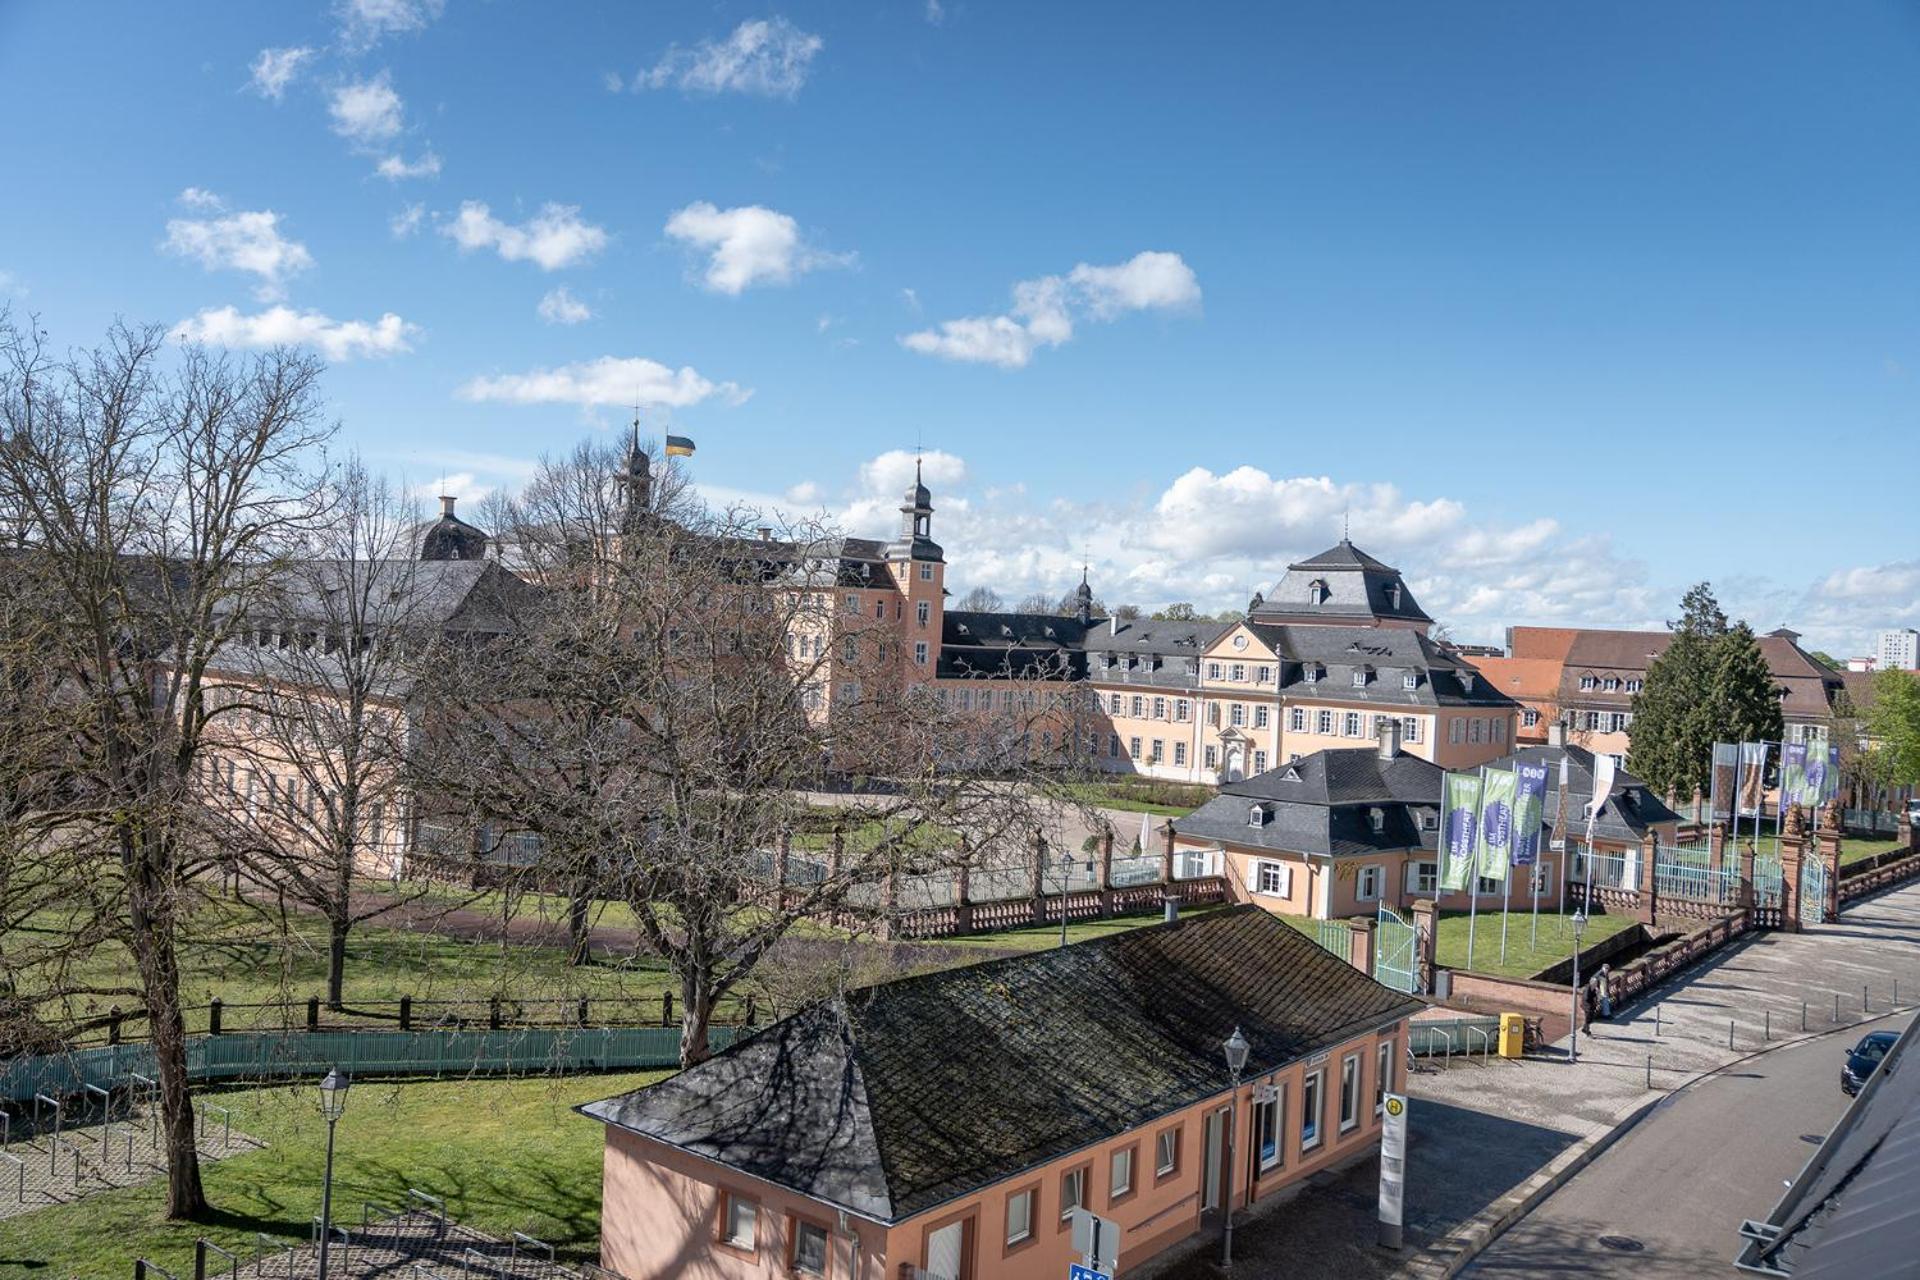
[1841,1030,1899,1095]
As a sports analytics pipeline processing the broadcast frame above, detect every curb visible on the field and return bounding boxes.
[1400,1003,1916,1278]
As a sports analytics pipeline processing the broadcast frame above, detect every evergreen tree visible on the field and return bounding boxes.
[1705,622,1783,755]
[1628,583,1740,797]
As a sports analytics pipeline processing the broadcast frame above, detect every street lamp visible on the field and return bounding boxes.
[1221,1027,1251,1268]
[1568,911,1588,1064]
[316,1067,351,1280]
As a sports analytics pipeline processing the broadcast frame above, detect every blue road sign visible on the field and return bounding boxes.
[1069,1266,1110,1280]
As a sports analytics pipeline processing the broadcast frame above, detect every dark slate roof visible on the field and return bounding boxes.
[1486,743,1680,843]
[937,611,1091,679]
[1174,748,1443,857]
[1082,618,1229,689]
[1269,627,1516,709]
[579,907,1421,1224]
[1250,540,1433,627]
[1737,1015,1920,1276]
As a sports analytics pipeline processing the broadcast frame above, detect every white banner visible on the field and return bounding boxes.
[1378,1092,1408,1247]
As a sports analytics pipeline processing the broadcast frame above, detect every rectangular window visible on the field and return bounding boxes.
[844,594,859,614]
[916,600,931,625]
[1108,693,1122,714]
[1256,665,1272,685]
[1230,663,1246,682]
[1317,710,1334,735]
[1175,699,1190,722]
[1352,669,1368,686]
[1288,707,1306,732]
[1255,1087,1283,1171]
[1402,716,1421,744]
[1402,672,1418,690]
[1230,704,1246,727]
[875,600,886,619]
[1343,712,1362,737]
[1301,1069,1324,1150]
[1469,718,1485,744]
[1254,706,1269,729]
[1207,662,1221,680]
[1060,1167,1086,1220]
[919,562,933,580]
[1579,674,1595,691]
[1358,865,1382,900]
[1107,733,1119,757]
[1476,874,1499,895]
[1204,745,1218,769]
[1252,749,1267,773]
[1005,1189,1033,1245]
[1131,696,1144,718]
[1150,738,1164,763]
[1408,861,1438,894]
[1128,736,1142,758]
[1585,711,1602,731]
[722,1194,757,1250]
[1155,1127,1179,1177]
[1254,860,1291,898]
[1530,863,1553,895]
[914,641,929,665]
[1152,697,1167,720]
[1493,717,1506,743]
[1376,1041,1393,1114]
[1174,742,1188,766]
[1522,708,1539,728]
[1110,1146,1133,1199]
[1340,1053,1361,1132]
[792,1220,829,1275]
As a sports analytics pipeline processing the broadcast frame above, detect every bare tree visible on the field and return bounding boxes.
[419,437,1079,1066]
[952,584,1003,612]
[203,460,435,1008]
[0,317,329,1218]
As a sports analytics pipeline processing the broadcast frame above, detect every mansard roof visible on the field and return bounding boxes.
[1251,539,1432,627]
[937,610,1091,679]
[1174,747,1442,857]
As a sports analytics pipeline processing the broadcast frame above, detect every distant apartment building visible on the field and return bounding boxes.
[1878,628,1920,672]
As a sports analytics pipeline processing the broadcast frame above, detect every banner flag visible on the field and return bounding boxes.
[1441,772,1482,892]
[1824,744,1841,803]
[1586,753,1617,845]
[1709,743,1739,823]
[1475,769,1516,881]
[1780,742,1808,812]
[1512,762,1548,867]
[1738,742,1769,817]
[1804,743,1829,809]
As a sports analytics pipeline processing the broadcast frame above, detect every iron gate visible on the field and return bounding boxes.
[1801,856,1829,926]
[1374,905,1419,993]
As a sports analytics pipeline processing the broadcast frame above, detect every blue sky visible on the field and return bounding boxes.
[3,1,1917,652]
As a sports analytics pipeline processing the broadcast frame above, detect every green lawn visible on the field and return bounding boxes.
[1839,835,1906,867]
[0,1070,664,1276]
[1061,779,1213,817]
[1433,908,1641,980]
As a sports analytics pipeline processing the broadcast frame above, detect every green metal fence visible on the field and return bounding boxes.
[0,1025,739,1105]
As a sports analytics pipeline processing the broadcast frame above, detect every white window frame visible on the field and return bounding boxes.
[913,641,929,666]
[1253,859,1291,897]
[1402,716,1422,744]
[1357,865,1383,901]
[1005,1189,1033,1245]
[1230,703,1246,728]
[1407,860,1438,894]
[1402,672,1418,690]
[1173,742,1187,766]
[1156,1128,1178,1177]
[1060,1167,1085,1220]
[919,562,933,580]
[1254,705,1270,729]
[1376,1041,1393,1114]
[1252,749,1267,773]
[1522,708,1539,728]
[723,1193,758,1250]
[1317,710,1334,735]
[1343,712,1363,737]
[792,1220,830,1275]
[1301,1068,1324,1151]
[1254,1086,1284,1171]
[1340,1053,1362,1133]
[916,600,931,625]
[1110,1146,1133,1198]
[1288,707,1306,732]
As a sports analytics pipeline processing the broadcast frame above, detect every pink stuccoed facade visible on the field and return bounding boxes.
[598,1020,1408,1280]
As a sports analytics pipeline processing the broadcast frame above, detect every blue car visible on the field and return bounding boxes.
[1841,1030,1899,1096]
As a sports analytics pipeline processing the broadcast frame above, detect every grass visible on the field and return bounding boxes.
[1839,835,1906,868]
[1062,778,1213,817]
[1432,908,1641,980]
[0,1070,665,1276]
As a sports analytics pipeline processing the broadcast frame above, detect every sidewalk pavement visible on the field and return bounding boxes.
[1152,878,1920,1280]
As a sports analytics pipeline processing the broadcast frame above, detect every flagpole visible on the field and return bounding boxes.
[1468,766,1485,972]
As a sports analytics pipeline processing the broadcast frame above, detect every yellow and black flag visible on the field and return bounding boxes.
[665,434,696,458]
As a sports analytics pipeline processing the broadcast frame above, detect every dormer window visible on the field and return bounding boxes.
[1101,653,1113,668]
[1248,804,1267,828]
[1308,579,1328,605]
[1389,581,1403,609]
[1368,807,1385,834]
[1602,676,1619,692]
[1579,674,1596,691]
[1402,672,1419,690]
[1303,663,1321,683]
[1353,666,1372,687]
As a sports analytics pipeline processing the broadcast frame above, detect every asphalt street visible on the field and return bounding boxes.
[1463,1009,1915,1278]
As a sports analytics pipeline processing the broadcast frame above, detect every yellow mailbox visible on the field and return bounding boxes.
[1498,1012,1526,1059]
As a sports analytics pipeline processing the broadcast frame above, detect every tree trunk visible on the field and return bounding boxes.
[566,878,594,967]
[678,973,716,1069]
[326,911,349,1011]
[128,867,207,1219]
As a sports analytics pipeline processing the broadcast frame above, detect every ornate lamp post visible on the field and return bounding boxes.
[317,1067,351,1280]
[1221,1027,1250,1268]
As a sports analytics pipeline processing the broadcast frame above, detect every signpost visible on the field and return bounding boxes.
[1070,1207,1120,1278]
[1377,1093,1408,1249]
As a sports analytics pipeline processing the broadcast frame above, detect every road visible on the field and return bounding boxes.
[1463,1009,1914,1278]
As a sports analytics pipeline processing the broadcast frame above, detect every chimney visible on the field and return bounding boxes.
[1109,615,1119,636]
[1377,717,1402,760]
[757,526,773,542]
[439,495,457,518]
[1547,721,1566,748]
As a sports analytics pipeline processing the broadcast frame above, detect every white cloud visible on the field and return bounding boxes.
[663,202,849,295]
[328,74,405,145]
[440,201,608,271]
[925,0,946,22]
[0,270,25,298]
[177,187,225,211]
[1816,561,1920,601]
[170,305,419,361]
[337,0,443,50]
[785,480,822,504]
[636,18,823,98]
[901,250,1199,368]
[389,203,426,238]
[376,151,441,180]
[536,286,593,325]
[601,70,625,93]
[161,205,314,300]
[409,472,492,506]
[248,46,315,100]
[455,355,748,410]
